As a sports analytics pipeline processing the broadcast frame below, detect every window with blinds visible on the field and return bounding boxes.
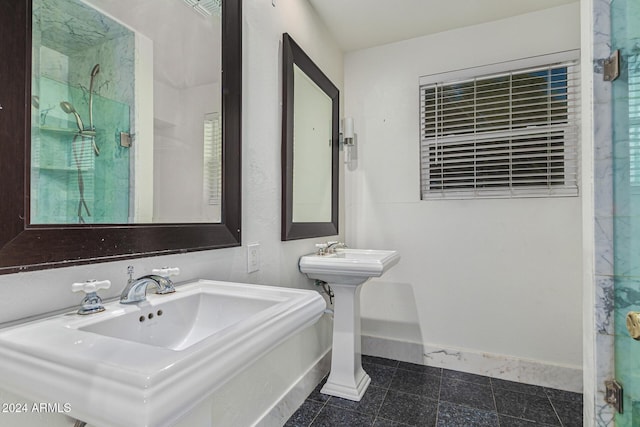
[419,52,580,199]
[203,112,222,206]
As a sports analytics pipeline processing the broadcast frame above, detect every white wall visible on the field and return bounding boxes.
[345,3,583,389]
[0,0,343,425]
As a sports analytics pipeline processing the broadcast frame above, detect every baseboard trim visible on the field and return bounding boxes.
[362,334,424,364]
[362,335,582,393]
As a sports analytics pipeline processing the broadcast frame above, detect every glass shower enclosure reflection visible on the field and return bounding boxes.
[31,0,134,224]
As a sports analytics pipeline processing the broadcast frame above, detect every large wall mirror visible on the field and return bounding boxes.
[0,0,241,274]
[281,33,338,241]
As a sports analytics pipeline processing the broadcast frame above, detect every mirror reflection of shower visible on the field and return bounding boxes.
[58,64,101,223]
[89,63,100,133]
[59,63,100,156]
[31,0,224,225]
[59,101,84,131]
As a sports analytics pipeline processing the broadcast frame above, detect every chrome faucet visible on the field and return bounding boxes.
[120,275,175,304]
[326,241,347,253]
[316,241,347,255]
[120,267,179,304]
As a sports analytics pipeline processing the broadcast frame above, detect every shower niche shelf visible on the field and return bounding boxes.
[39,126,96,137]
[35,165,95,172]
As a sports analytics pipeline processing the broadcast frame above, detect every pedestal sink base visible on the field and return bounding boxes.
[321,370,371,401]
[320,283,370,401]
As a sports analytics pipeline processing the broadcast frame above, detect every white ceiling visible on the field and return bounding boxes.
[308,0,578,52]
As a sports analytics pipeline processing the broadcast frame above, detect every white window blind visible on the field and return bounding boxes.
[203,112,222,206]
[419,51,580,199]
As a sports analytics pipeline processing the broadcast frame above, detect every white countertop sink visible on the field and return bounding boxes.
[0,280,326,427]
[299,248,400,285]
[79,287,280,351]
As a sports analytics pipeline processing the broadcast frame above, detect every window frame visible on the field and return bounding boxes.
[419,50,581,200]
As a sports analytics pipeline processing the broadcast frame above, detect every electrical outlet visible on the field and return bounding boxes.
[247,243,260,273]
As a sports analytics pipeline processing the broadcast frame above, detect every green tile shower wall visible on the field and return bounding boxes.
[612,0,640,425]
[31,0,135,224]
[31,78,131,224]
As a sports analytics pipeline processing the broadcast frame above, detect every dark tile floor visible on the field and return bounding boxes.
[285,356,583,427]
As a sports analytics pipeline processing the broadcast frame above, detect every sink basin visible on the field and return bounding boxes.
[79,291,280,351]
[299,248,400,285]
[0,280,326,427]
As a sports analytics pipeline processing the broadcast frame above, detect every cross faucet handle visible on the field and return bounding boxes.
[71,280,111,315]
[315,243,329,255]
[71,279,111,294]
[151,267,180,278]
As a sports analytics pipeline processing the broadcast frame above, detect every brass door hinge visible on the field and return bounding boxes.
[604,50,620,82]
[605,380,623,413]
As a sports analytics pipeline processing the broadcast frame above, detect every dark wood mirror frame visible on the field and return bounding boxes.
[281,33,339,241]
[0,0,242,274]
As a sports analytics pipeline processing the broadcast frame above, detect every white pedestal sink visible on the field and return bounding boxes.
[0,280,326,427]
[299,248,400,401]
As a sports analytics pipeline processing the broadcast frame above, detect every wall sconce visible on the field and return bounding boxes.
[343,117,354,146]
[341,117,356,165]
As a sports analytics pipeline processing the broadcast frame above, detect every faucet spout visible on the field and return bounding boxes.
[315,241,347,255]
[326,241,347,253]
[120,274,175,304]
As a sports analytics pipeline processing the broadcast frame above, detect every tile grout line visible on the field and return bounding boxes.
[375,362,399,426]
[545,391,565,427]
[306,398,328,427]
[490,377,501,427]
[371,385,391,426]
[434,370,443,427]
[305,376,330,427]
[492,380,565,426]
